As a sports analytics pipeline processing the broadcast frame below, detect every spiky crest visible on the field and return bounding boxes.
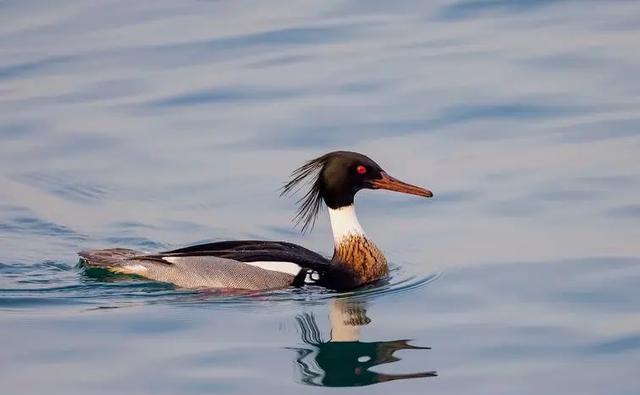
[280,153,331,233]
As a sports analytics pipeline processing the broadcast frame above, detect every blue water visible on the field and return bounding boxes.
[1,1,639,393]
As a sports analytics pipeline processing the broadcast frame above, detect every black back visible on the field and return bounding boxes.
[160,240,328,269]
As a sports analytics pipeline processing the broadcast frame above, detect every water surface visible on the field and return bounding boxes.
[1,1,639,394]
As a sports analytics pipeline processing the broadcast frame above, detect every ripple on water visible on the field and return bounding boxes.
[0,260,440,310]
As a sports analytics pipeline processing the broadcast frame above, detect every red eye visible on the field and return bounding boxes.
[356,165,367,174]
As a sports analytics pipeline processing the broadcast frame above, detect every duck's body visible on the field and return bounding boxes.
[79,151,432,291]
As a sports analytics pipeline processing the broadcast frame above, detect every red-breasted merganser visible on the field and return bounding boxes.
[79,151,433,291]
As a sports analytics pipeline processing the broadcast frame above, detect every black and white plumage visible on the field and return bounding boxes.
[79,151,433,291]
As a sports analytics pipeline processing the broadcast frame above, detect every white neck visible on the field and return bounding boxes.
[328,205,366,244]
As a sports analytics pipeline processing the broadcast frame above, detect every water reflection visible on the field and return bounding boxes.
[291,299,436,387]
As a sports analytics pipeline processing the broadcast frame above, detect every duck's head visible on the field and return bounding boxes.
[282,151,432,231]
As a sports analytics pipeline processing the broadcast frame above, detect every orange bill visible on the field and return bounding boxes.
[370,172,433,198]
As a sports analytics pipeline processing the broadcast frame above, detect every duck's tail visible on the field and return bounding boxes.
[78,248,144,268]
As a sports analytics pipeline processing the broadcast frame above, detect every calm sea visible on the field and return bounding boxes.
[1,1,639,394]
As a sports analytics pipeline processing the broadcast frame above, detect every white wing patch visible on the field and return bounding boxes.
[161,256,301,276]
[244,261,302,276]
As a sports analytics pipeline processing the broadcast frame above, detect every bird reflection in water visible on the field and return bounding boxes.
[291,299,437,387]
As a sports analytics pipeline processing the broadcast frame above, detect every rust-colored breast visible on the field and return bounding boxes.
[332,235,389,285]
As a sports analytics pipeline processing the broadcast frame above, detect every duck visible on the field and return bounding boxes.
[79,151,433,291]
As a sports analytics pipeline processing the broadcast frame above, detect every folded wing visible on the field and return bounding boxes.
[79,240,333,290]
